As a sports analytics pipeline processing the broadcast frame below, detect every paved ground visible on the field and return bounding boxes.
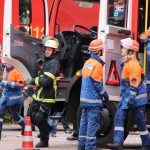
[0,125,142,150]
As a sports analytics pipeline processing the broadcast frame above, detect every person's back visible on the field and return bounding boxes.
[78,39,109,150]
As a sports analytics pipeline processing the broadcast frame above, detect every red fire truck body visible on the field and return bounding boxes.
[0,0,150,148]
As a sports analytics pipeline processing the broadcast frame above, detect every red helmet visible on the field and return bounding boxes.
[120,38,139,52]
[88,39,104,53]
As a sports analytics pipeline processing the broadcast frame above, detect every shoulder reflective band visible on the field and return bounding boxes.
[56,76,61,81]
[35,77,39,86]
[44,72,55,80]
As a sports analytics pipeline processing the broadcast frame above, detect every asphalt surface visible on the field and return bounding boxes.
[0,124,142,150]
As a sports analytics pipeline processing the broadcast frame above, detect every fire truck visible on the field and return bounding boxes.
[0,0,150,148]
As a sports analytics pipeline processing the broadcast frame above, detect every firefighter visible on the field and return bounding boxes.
[78,39,109,150]
[107,38,150,150]
[0,64,25,140]
[27,38,60,148]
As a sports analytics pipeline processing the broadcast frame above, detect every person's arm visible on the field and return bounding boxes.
[124,61,141,108]
[91,63,109,101]
[32,60,60,87]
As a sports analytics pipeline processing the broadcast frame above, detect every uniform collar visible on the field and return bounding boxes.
[91,54,105,66]
[119,57,125,66]
[6,65,14,72]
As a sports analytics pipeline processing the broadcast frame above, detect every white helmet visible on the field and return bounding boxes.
[120,38,139,52]
[44,38,59,51]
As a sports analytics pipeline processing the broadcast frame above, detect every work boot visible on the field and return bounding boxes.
[35,140,49,148]
[107,142,123,150]
[141,145,150,150]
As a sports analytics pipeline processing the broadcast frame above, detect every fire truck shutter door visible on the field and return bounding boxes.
[106,60,120,86]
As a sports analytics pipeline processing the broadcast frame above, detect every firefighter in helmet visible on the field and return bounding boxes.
[107,38,150,150]
[78,39,109,150]
[27,37,60,148]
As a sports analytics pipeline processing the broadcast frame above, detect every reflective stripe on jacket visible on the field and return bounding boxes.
[0,66,24,106]
[120,58,148,109]
[80,54,106,107]
[33,54,60,103]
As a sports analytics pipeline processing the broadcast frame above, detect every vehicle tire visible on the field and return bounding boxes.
[96,101,117,148]
[77,102,129,148]
[76,102,117,148]
[97,101,129,148]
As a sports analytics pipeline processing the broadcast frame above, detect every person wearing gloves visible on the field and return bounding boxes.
[78,39,109,150]
[0,64,25,140]
[27,37,60,148]
[107,38,150,150]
